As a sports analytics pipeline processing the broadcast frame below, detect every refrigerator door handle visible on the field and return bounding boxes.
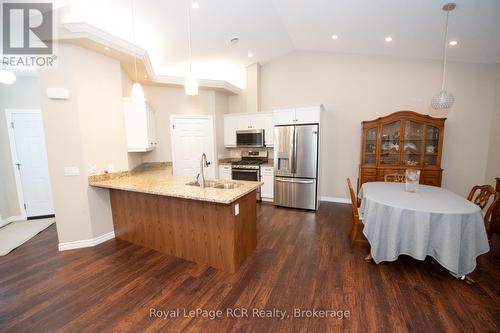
[276,178,315,184]
[292,126,298,174]
[288,127,295,174]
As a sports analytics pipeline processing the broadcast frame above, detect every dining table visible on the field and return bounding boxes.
[358,182,490,278]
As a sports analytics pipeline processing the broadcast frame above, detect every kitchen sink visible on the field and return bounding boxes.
[185,180,240,189]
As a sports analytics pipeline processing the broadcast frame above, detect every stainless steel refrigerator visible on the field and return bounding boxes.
[274,124,319,210]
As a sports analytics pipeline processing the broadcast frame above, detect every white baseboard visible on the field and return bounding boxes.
[58,231,115,251]
[0,215,26,227]
[261,198,274,203]
[320,196,351,204]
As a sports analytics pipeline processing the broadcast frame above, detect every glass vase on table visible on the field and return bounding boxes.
[405,169,421,192]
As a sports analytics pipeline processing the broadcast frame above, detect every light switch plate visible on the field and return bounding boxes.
[234,203,240,216]
[46,87,70,100]
[64,166,80,176]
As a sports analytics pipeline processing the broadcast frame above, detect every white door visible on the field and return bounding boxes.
[171,116,215,178]
[11,112,54,217]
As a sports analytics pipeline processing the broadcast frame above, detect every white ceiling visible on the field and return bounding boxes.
[57,0,500,88]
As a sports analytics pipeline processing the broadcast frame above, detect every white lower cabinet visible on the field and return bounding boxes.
[219,165,232,180]
[260,166,274,201]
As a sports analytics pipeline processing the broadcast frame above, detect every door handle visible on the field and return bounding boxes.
[15,163,21,170]
[276,178,314,184]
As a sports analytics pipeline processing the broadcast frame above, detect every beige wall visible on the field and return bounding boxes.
[256,51,497,199]
[246,63,261,113]
[38,44,130,243]
[139,86,229,165]
[214,91,229,159]
[485,65,500,186]
[0,76,40,219]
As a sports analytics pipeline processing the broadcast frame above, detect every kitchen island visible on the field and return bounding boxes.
[89,164,260,273]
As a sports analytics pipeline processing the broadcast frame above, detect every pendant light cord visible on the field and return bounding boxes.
[440,10,450,91]
[131,0,138,82]
[187,1,193,73]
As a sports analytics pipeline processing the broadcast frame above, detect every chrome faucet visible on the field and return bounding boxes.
[198,153,211,188]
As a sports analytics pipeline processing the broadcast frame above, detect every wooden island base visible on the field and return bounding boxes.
[109,189,257,273]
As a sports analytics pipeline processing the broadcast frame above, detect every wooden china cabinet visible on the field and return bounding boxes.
[360,111,446,187]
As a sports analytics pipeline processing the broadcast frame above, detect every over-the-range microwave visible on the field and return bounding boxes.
[236,129,265,147]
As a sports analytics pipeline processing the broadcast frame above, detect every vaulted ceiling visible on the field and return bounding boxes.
[56,0,500,88]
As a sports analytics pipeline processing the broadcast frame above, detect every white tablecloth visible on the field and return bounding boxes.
[359,182,490,277]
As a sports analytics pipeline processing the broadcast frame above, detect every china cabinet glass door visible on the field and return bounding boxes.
[402,121,423,166]
[364,127,378,164]
[380,121,401,164]
[425,125,439,166]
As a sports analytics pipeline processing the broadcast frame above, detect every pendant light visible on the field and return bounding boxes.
[130,0,145,103]
[0,64,16,85]
[185,0,198,96]
[431,3,456,110]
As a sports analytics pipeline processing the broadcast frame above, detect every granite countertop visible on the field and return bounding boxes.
[218,158,239,165]
[88,165,262,205]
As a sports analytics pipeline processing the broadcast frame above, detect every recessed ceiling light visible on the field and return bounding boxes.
[385,36,393,42]
[104,46,109,50]
[331,34,338,40]
[449,40,458,46]
[192,2,199,9]
[248,53,253,58]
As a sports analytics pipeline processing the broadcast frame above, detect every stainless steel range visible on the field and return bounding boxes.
[231,150,268,200]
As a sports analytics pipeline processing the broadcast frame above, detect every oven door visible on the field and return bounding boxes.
[232,169,259,181]
[232,168,261,200]
[236,130,265,147]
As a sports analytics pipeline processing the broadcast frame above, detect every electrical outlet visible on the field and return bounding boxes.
[234,203,240,216]
[107,164,115,172]
[89,164,97,175]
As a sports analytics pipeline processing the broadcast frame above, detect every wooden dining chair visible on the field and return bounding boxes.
[467,185,500,240]
[347,178,368,247]
[384,173,406,183]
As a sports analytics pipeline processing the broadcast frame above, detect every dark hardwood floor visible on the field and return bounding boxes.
[1,202,499,332]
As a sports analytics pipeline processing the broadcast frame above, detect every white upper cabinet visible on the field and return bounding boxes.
[223,115,238,147]
[236,113,265,130]
[294,106,321,124]
[124,99,157,152]
[262,113,274,147]
[273,106,322,125]
[272,108,296,126]
[223,112,274,147]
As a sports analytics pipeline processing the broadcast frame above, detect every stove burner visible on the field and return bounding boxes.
[231,158,268,169]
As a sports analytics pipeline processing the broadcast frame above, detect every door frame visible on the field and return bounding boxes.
[169,114,216,178]
[4,109,46,222]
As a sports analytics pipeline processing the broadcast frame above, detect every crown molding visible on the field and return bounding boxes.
[59,22,241,95]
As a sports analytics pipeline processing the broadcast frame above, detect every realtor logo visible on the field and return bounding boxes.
[2,2,53,54]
